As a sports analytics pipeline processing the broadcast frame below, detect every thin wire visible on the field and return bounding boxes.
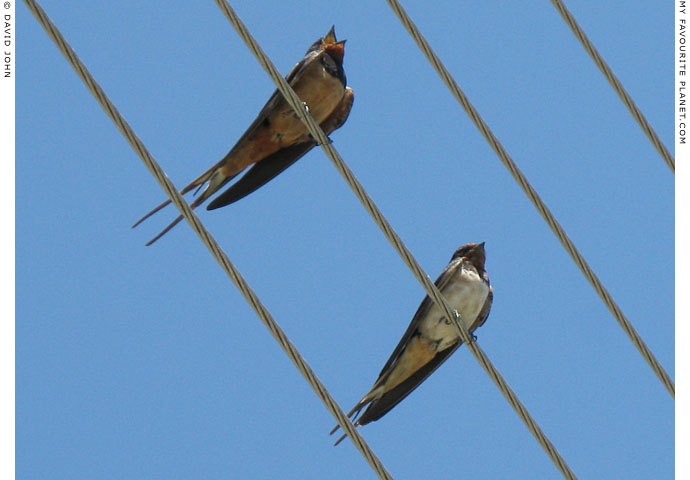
[549,0,674,173]
[213,1,578,478]
[22,2,393,478]
[383,0,675,400]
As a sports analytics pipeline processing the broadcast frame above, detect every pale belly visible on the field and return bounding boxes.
[419,265,490,350]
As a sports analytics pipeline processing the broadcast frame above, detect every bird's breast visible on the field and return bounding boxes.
[420,265,490,350]
[270,59,345,141]
[222,62,346,177]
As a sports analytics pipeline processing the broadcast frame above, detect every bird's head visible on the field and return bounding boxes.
[318,25,346,63]
[451,242,486,270]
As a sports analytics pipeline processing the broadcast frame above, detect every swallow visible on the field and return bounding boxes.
[133,26,354,245]
[330,243,493,446]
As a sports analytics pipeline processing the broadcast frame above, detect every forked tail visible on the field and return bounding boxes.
[132,166,236,245]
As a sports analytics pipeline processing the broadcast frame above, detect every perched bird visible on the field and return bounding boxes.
[331,243,493,446]
[133,26,354,245]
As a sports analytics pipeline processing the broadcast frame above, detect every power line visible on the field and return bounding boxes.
[383,0,675,399]
[25,0,582,476]
[213,1,578,478]
[28,0,666,477]
[549,0,674,172]
[22,1,393,478]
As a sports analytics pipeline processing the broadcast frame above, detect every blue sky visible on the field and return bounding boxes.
[18,1,674,478]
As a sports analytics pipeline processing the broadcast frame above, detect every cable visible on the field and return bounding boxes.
[549,0,674,172]
[213,1,579,478]
[23,1,393,478]
[383,0,675,399]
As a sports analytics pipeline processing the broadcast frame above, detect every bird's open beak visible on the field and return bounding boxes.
[323,26,346,61]
[323,25,337,45]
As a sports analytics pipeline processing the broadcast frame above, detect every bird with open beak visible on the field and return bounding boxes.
[134,26,353,245]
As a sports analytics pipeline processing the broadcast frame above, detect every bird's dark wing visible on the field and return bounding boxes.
[356,343,459,426]
[206,141,316,210]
